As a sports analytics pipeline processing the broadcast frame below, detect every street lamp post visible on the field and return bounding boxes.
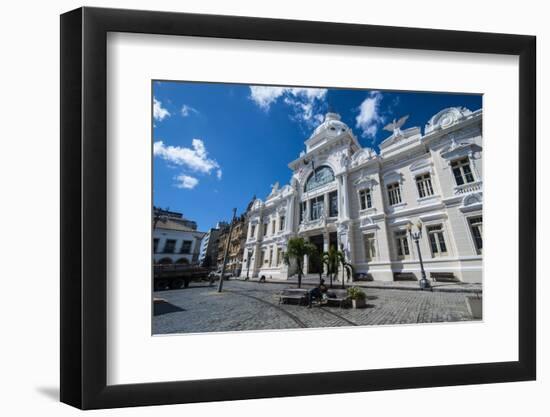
[407,222,430,290]
[218,208,237,293]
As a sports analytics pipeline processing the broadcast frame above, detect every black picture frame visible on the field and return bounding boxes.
[60,6,536,410]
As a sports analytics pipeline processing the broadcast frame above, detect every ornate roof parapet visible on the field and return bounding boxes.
[379,125,422,157]
[349,147,377,169]
[424,107,474,135]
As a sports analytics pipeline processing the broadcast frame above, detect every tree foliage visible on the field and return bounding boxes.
[284,237,317,288]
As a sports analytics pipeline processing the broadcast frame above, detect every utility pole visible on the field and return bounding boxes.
[218,208,237,293]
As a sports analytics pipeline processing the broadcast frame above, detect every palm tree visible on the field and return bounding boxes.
[323,246,354,289]
[284,237,317,288]
[322,246,339,288]
[338,253,354,289]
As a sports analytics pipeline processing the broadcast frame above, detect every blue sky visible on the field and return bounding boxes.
[153,81,482,231]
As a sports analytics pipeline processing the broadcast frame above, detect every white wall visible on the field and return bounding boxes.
[0,1,546,416]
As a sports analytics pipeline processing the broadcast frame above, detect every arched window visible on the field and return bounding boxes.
[175,257,190,264]
[304,166,335,192]
[158,257,173,264]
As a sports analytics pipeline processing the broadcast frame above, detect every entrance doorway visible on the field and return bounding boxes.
[308,234,324,274]
[329,232,338,252]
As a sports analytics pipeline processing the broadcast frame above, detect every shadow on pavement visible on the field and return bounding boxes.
[154,300,186,316]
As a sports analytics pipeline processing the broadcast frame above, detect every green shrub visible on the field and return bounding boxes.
[347,286,366,300]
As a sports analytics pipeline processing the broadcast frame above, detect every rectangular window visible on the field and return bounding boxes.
[468,216,483,254]
[279,216,285,231]
[329,191,338,217]
[363,233,376,261]
[416,173,434,198]
[268,248,273,265]
[272,220,276,234]
[250,224,256,239]
[163,239,176,254]
[153,238,159,253]
[394,231,410,259]
[387,183,402,206]
[276,247,283,265]
[180,240,192,254]
[426,225,447,257]
[310,196,324,220]
[260,250,265,265]
[263,223,268,237]
[359,188,372,210]
[451,157,475,186]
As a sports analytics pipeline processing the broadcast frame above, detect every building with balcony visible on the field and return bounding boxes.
[153,208,205,265]
[216,214,249,276]
[240,107,483,283]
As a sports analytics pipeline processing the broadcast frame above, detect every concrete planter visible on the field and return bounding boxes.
[351,298,366,309]
[466,295,482,319]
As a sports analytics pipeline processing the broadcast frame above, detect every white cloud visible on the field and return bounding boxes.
[181,104,199,117]
[153,97,170,121]
[248,86,287,110]
[216,169,222,180]
[174,175,199,189]
[249,86,327,129]
[154,139,221,175]
[355,91,385,139]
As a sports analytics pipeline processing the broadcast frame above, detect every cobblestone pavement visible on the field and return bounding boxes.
[153,280,480,335]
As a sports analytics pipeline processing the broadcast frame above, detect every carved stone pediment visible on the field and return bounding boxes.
[409,158,434,175]
[353,171,379,189]
[463,192,483,206]
[379,127,421,154]
[459,191,483,213]
[382,171,403,184]
[350,148,376,168]
[440,141,482,160]
[425,107,472,134]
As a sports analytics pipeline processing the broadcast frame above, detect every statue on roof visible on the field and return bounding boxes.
[384,115,409,137]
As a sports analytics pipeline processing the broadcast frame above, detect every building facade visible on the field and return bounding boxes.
[153,208,205,265]
[240,107,483,283]
[198,222,227,268]
[216,214,249,276]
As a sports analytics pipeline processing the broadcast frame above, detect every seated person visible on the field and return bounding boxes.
[308,279,328,307]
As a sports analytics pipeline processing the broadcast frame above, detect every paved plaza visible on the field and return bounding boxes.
[153,280,481,334]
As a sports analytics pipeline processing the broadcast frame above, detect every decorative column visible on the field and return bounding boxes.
[336,175,343,220]
[342,174,350,219]
[469,150,481,181]
[306,199,311,222]
[303,236,309,274]
[287,196,295,232]
[323,193,329,218]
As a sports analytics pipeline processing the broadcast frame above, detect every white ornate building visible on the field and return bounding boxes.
[240,107,483,283]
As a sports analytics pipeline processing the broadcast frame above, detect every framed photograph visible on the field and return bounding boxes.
[60,6,536,409]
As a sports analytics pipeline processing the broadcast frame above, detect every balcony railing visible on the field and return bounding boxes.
[298,216,336,233]
[454,180,482,195]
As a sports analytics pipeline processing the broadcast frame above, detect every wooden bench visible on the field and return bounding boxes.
[430,272,459,282]
[279,289,309,305]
